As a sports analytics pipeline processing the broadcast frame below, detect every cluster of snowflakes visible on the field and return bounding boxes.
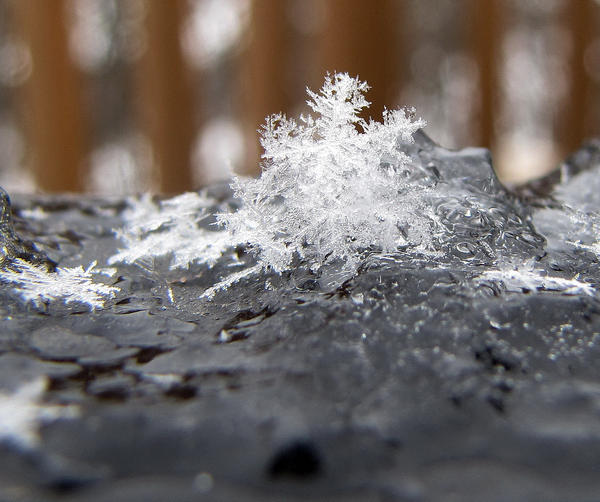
[109,73,597,299]
[0,377,78,448]
[111,74,436,279]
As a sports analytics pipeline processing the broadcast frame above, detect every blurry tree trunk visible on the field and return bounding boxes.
[560,0,594,156]
[13,0,88,192]
[470,0,502,151]
[240,0,291,176]
[135,0,196,193]
[315,0,401,120]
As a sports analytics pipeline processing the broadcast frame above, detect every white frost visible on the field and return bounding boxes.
[0,258,118,309]
[108,74,429,295]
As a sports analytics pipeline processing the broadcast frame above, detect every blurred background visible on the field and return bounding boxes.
[0,0,598,194]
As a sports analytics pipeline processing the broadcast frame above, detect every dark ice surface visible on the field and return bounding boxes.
[1,134,600,501]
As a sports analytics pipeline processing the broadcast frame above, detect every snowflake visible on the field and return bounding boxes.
[219,72,430,273]
[0,258,118,309]
[109,191,233,269]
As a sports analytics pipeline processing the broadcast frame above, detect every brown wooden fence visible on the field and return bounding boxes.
[1,0,599,193]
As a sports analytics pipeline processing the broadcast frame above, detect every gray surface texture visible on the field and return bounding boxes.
[1,133,600,501]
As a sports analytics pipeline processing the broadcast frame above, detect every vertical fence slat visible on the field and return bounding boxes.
[470,0,502,151]
[560,0,595,156]
[135,0,195,193]
[240,0,291,175]
[12,0,88,192]
[315,0,400,119]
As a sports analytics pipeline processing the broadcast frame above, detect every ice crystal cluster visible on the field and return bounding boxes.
[480,265,595,296]
[109,192,229,269]
[110,73,430,276]
[0,259,118,310]
[221,73,429,272]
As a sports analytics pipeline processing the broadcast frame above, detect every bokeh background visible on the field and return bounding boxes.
[0,0,598,194]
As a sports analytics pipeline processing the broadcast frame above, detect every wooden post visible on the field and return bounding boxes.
[470,0,502,150]
[315,0,400,120]
[12,0,88,192]
[560,0,595,155]
[135,0,196,193]
[239,0,291,175]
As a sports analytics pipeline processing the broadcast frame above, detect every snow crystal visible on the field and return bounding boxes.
[220,72,430,273]
[0,258,118,309]
[17,207,48,221]
[109,191,232,269]
[536,160,600,258]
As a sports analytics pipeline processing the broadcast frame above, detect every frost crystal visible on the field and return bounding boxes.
[109,192,232,269]
[0,258,118,309]
[220,72,429,272]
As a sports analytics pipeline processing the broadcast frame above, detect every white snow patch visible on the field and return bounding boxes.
[143,373,183,389]
[0,377,78,449]
[17,207,48,221]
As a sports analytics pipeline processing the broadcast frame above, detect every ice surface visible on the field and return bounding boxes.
[1,136,600,501]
